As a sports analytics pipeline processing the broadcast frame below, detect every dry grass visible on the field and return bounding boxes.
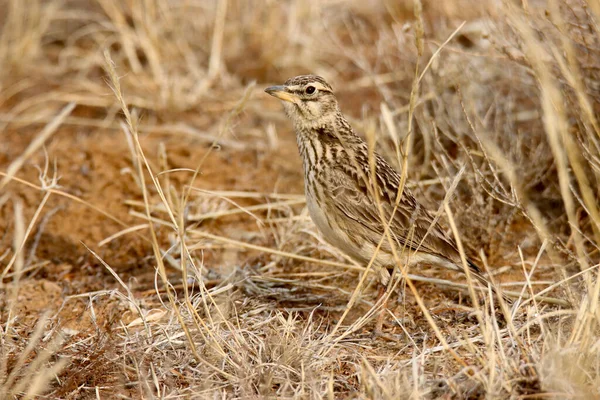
[1,0,600,398]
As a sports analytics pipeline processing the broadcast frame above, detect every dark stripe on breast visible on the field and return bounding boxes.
[310,178,322,203]
[306,138,318,165]
[315,127,338,145]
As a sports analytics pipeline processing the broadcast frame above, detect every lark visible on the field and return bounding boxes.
[265,75,501,323]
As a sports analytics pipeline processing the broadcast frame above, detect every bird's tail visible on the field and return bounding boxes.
[465,259,511,304]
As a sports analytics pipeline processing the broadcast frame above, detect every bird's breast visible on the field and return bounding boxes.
[305,186,345,249]
[304,175,368,263]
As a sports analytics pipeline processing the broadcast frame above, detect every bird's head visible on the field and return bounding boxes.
[265,75,339,127]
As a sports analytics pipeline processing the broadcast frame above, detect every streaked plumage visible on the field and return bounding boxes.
[265,75,495,294]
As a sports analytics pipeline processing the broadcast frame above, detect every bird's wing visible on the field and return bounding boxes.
[325,150,462,264]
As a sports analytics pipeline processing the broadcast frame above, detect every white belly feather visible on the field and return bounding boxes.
[305,183,369,264]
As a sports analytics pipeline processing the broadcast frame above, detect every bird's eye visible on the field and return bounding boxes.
[305,86,316,95]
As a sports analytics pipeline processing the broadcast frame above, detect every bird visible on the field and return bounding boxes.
[265,74,504,330]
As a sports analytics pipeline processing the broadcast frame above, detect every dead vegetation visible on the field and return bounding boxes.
[1,0,600,398]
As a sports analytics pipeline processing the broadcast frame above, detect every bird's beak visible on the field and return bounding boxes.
[265,85,297,103]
